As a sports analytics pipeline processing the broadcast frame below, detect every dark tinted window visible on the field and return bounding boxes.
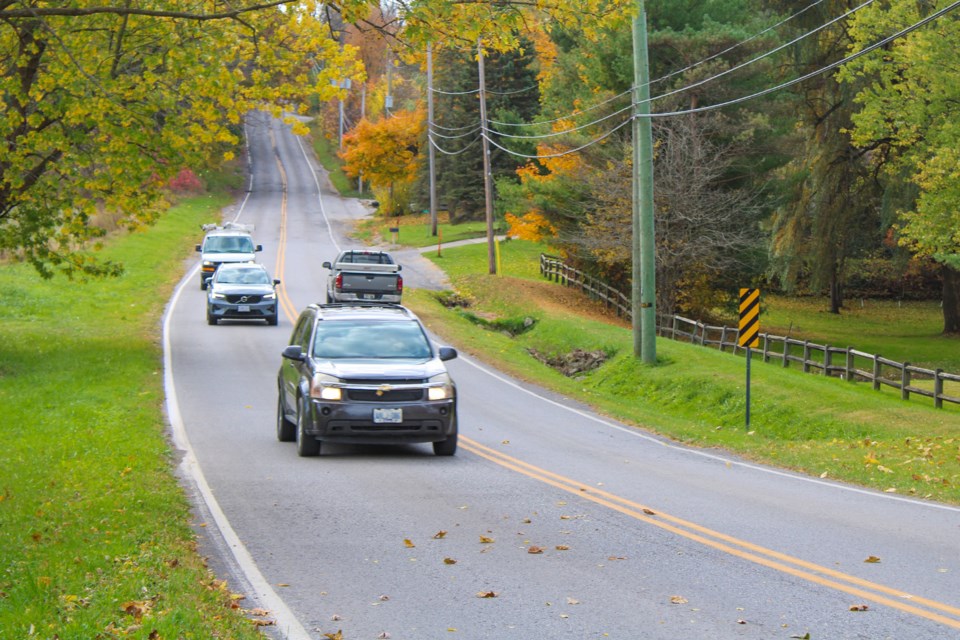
[313,320,431,359]
[205,235,254,253]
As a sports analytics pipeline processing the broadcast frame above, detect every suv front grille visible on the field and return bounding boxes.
[226,294,263,303]
[347,388,424,402]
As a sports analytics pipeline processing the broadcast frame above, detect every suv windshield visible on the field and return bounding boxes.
[205,236,254,253]
[217,268,270,285]
[313,320,432,360]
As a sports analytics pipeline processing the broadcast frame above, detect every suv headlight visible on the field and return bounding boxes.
[427,372,455,401]
[310,373,343,401]
[210,291,226,299]
[263,292,276,300]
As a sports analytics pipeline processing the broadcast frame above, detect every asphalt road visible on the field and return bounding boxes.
[165,113,960,640]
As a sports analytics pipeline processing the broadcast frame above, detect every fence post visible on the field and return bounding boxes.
[823,345,832,376]
[803,341,811,373]
[720,326,728,353]
[845,348,854,382]
[762,334,769,363]
[873,355,881,391]
[935,369,944,409]
[782,339,789,368]
[901,362,911,400]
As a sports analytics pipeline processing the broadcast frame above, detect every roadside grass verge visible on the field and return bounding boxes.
[403,239,960,505]
[307,121,364,199]
[0,196,267,638]
[354,212,503,248]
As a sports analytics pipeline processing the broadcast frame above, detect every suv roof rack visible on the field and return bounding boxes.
[200,221,256,232]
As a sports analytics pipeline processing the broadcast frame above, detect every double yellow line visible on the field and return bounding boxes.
[270,128,300,325]
[461,436,960,630]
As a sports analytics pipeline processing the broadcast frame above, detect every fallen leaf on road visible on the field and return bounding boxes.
[444,557,457,565]
[477,591,499,598]
[567,597,580,605]
[555,545,570,551]
[527,546,544,554]
[404,539,415,548]
[864,556,881,563]
[642,508,656,515]
[434,530,448,539]
[324,632,343,640]
[480,536,494,544]
[849,604,869,611]
[670,596,688,605]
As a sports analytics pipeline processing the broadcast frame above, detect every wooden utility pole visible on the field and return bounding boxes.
[632,1,656,363]
[427,42,438,236]
[477,39,496,275]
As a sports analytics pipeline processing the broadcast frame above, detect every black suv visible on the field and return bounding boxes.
[277,304,458,457]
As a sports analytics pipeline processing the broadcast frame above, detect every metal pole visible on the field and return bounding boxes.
[477,39,496,275]
[632,1,656,363]
[427,42,438,236]
[746,347,752,427]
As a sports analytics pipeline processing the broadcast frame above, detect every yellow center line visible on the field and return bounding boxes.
[461,436,960,629]
[270,130,298,324]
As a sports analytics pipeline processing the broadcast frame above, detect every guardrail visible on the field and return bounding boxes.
[540,253,960,409]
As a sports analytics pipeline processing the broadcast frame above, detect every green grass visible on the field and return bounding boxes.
[308,121,364,198]
[0,195,267,639]
[351,211,504,248]
[403,239,960,505]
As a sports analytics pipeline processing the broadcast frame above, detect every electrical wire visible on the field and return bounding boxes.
[487,102,634,140]
[645,0,878,108]
[428,133,483,156]
[481,116,634,160]
[430,125,483,140]
[648,0,829,88]
[487,88,633,128]
[637,0,960,118]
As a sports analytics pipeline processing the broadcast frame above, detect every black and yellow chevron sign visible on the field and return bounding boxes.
[738,288,760,348]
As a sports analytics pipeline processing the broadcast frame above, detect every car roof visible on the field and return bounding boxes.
[308,303,418,323]
[217,262,265,270]
[205,229,252,237]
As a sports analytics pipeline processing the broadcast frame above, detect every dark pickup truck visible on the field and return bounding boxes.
[323,249,403,304]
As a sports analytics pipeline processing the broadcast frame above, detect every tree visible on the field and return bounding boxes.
[763,0,885,314]
[0,2,362,278]
[839,0,960,333]
[340,108,424,214]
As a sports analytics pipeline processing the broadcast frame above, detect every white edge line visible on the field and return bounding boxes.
[451,350,960,514]
[161,115,313,640]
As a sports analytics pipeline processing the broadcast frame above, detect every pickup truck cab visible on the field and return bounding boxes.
[323,249,402,304]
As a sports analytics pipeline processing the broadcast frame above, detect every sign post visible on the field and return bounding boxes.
[738,288,760,427]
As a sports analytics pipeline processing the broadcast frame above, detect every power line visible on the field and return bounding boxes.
[487,102,634,140]
[428,133,483,156]
[637,0,960,119]
[481,116,634,160]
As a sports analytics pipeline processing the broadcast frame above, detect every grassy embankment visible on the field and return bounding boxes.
[0,194,268,638]
[393,237,960,505]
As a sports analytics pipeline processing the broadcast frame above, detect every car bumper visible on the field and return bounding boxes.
[208,301,277,320]
[305,398,456,444]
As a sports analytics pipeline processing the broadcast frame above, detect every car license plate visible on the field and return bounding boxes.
[237,304,250,313]
[373,408,402,424]
[362,294,377,300]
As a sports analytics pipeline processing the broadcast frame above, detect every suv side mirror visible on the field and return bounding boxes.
[438,347,458,362]
[281,345,304,361]
[255,244,263,252]
[322,261,332,269]
[273,279,281,286]
[195,244,202,252]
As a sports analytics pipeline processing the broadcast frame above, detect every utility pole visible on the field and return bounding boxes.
[427,42,438,237]
[477,39,496,275]
[632,1,656,363]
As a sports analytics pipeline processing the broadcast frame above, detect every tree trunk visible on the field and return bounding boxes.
[828,264,843,314]
[943,264,960,334]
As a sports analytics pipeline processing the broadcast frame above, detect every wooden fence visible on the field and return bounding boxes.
[540,253,960,409]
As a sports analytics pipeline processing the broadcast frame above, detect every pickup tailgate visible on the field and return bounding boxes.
[339,271,401,296]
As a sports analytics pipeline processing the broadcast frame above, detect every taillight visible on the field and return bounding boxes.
[396,275,403,293]
[335,273,343,291]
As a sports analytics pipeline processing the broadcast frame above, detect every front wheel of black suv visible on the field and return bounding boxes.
[295,397,321,457]
[433,430,458,456]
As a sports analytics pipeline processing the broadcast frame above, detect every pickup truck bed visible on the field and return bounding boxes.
[323,250,403,304]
